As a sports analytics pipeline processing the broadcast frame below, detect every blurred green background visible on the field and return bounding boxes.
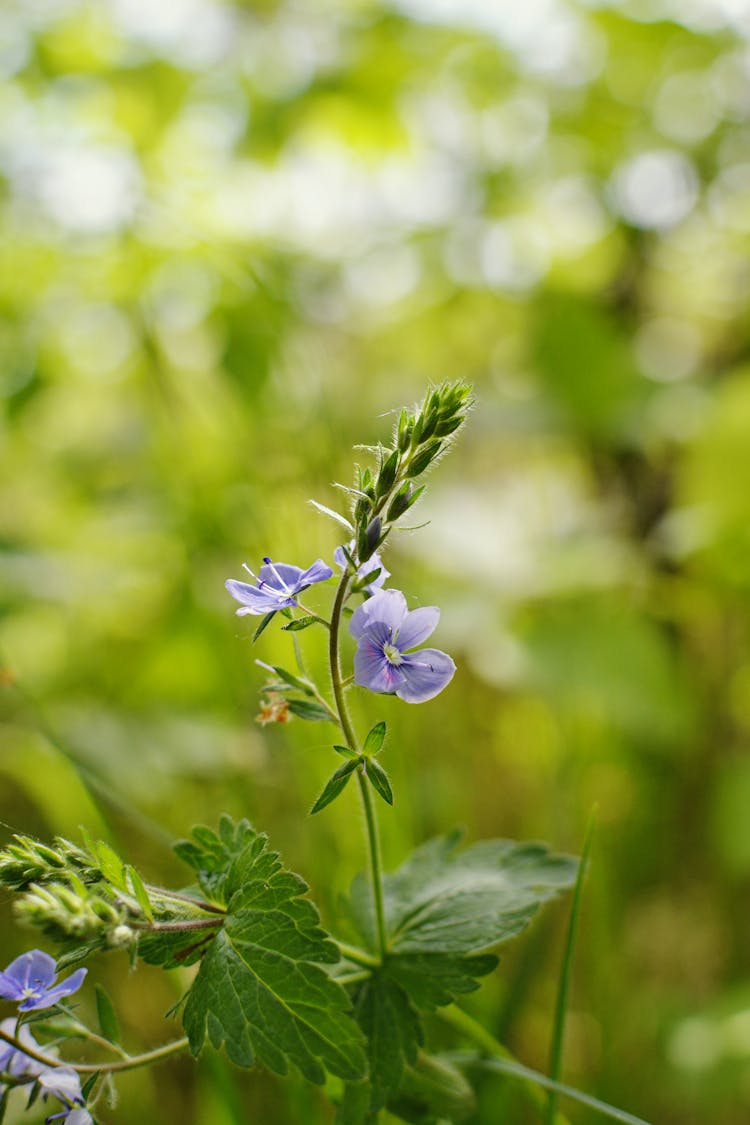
[1,0,750,1121]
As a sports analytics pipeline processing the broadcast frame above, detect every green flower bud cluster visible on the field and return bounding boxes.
[349,381,472,567]
[0,835,98,891]
[16,880,135,945]
[0,833,144,950]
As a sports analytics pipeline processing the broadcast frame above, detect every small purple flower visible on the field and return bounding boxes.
[334,541,390,594]
[349,589,456,704]
[39,1065,83,1105]
[46,1113,93,1125]
[226,557,333,616]
[0,1017,47,1078]
[0,951,86,1012]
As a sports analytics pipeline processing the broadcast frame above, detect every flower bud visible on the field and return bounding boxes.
[386,482,413,521]
[357,516,382,562]
[376,450,399,497]
[407,440,442,478]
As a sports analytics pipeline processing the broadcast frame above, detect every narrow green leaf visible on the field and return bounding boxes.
[547,810,596,1125]
[365,758,393,805]
[126,865,154,922]
[95,983,121,1045]
[333,744,359,760]
[447,1054,653,1125]
[309,499,354,532]
[352,567,381,591]
[282,616,319,632]
[363,721,386,756]
[287,699,335,722]
[81,1073,100,1101]
[79,826,97,860]
[310,760,360,815]
[68,871,87,897]
[252,611,276,642]
[95,843,126,891]
[262,664,313,695]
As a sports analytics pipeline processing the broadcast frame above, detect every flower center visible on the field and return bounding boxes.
[383,642,403,666]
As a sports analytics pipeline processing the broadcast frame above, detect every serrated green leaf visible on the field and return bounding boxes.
[252,611,276,642]
[363,721,386,756]
[179,818,366,1085]
[126,865,153,922]
[338,976,422,1122]
[95,983,121,1044]
[333,744,359,760]
[282,616,319,632]
[349,836,576,1014]
[354,834,577,958]
[310,760,360,815]
[365,758,393,806]
[385,952,498,1010]
[173,816,257,905]
[287,699,335,722]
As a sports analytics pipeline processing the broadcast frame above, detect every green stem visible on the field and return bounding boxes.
[329,570,388,960]
[438,1006,571,1125]
[356,771,388,957]
[145,886,226,915]
[75,1027,129,1059]
[131,917,224,934]
[0,1027,189,1075]
[337,942,380,969]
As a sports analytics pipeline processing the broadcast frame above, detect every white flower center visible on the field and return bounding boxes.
[383,642,403,666]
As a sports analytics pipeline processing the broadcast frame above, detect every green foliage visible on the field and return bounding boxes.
[363,757,393,806]
[362,721,387,756]
[338,977,422,1122]
[352,834,577,959]
[175,819,367,1083]
[337,835,577,1121]
[310,759,361,814]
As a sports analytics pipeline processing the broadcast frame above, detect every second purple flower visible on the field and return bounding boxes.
[349,589,456,704]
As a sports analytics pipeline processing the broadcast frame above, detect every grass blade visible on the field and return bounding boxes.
[546,808,597,1125]
[447,1053,652,1125]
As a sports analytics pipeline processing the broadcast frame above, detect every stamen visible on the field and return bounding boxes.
[261,557,292,593]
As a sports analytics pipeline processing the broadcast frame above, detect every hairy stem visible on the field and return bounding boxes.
[131,917,224,934]
[0,1026,189,1075]
[145,886,226,915]
[329,570,388,959]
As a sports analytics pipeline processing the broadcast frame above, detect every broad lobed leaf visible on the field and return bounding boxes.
[352,832,577,957]
[338,975,421,1123]
[178,818,367,1085]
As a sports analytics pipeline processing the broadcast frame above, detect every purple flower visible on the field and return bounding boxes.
[226,557,333,615]
[46,1113,93,1125]
[349,589,456,704]
[334,541,390,594]
[0,951,86,1012]
[0,1017,47,1078]
[39,1065,83,1105]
